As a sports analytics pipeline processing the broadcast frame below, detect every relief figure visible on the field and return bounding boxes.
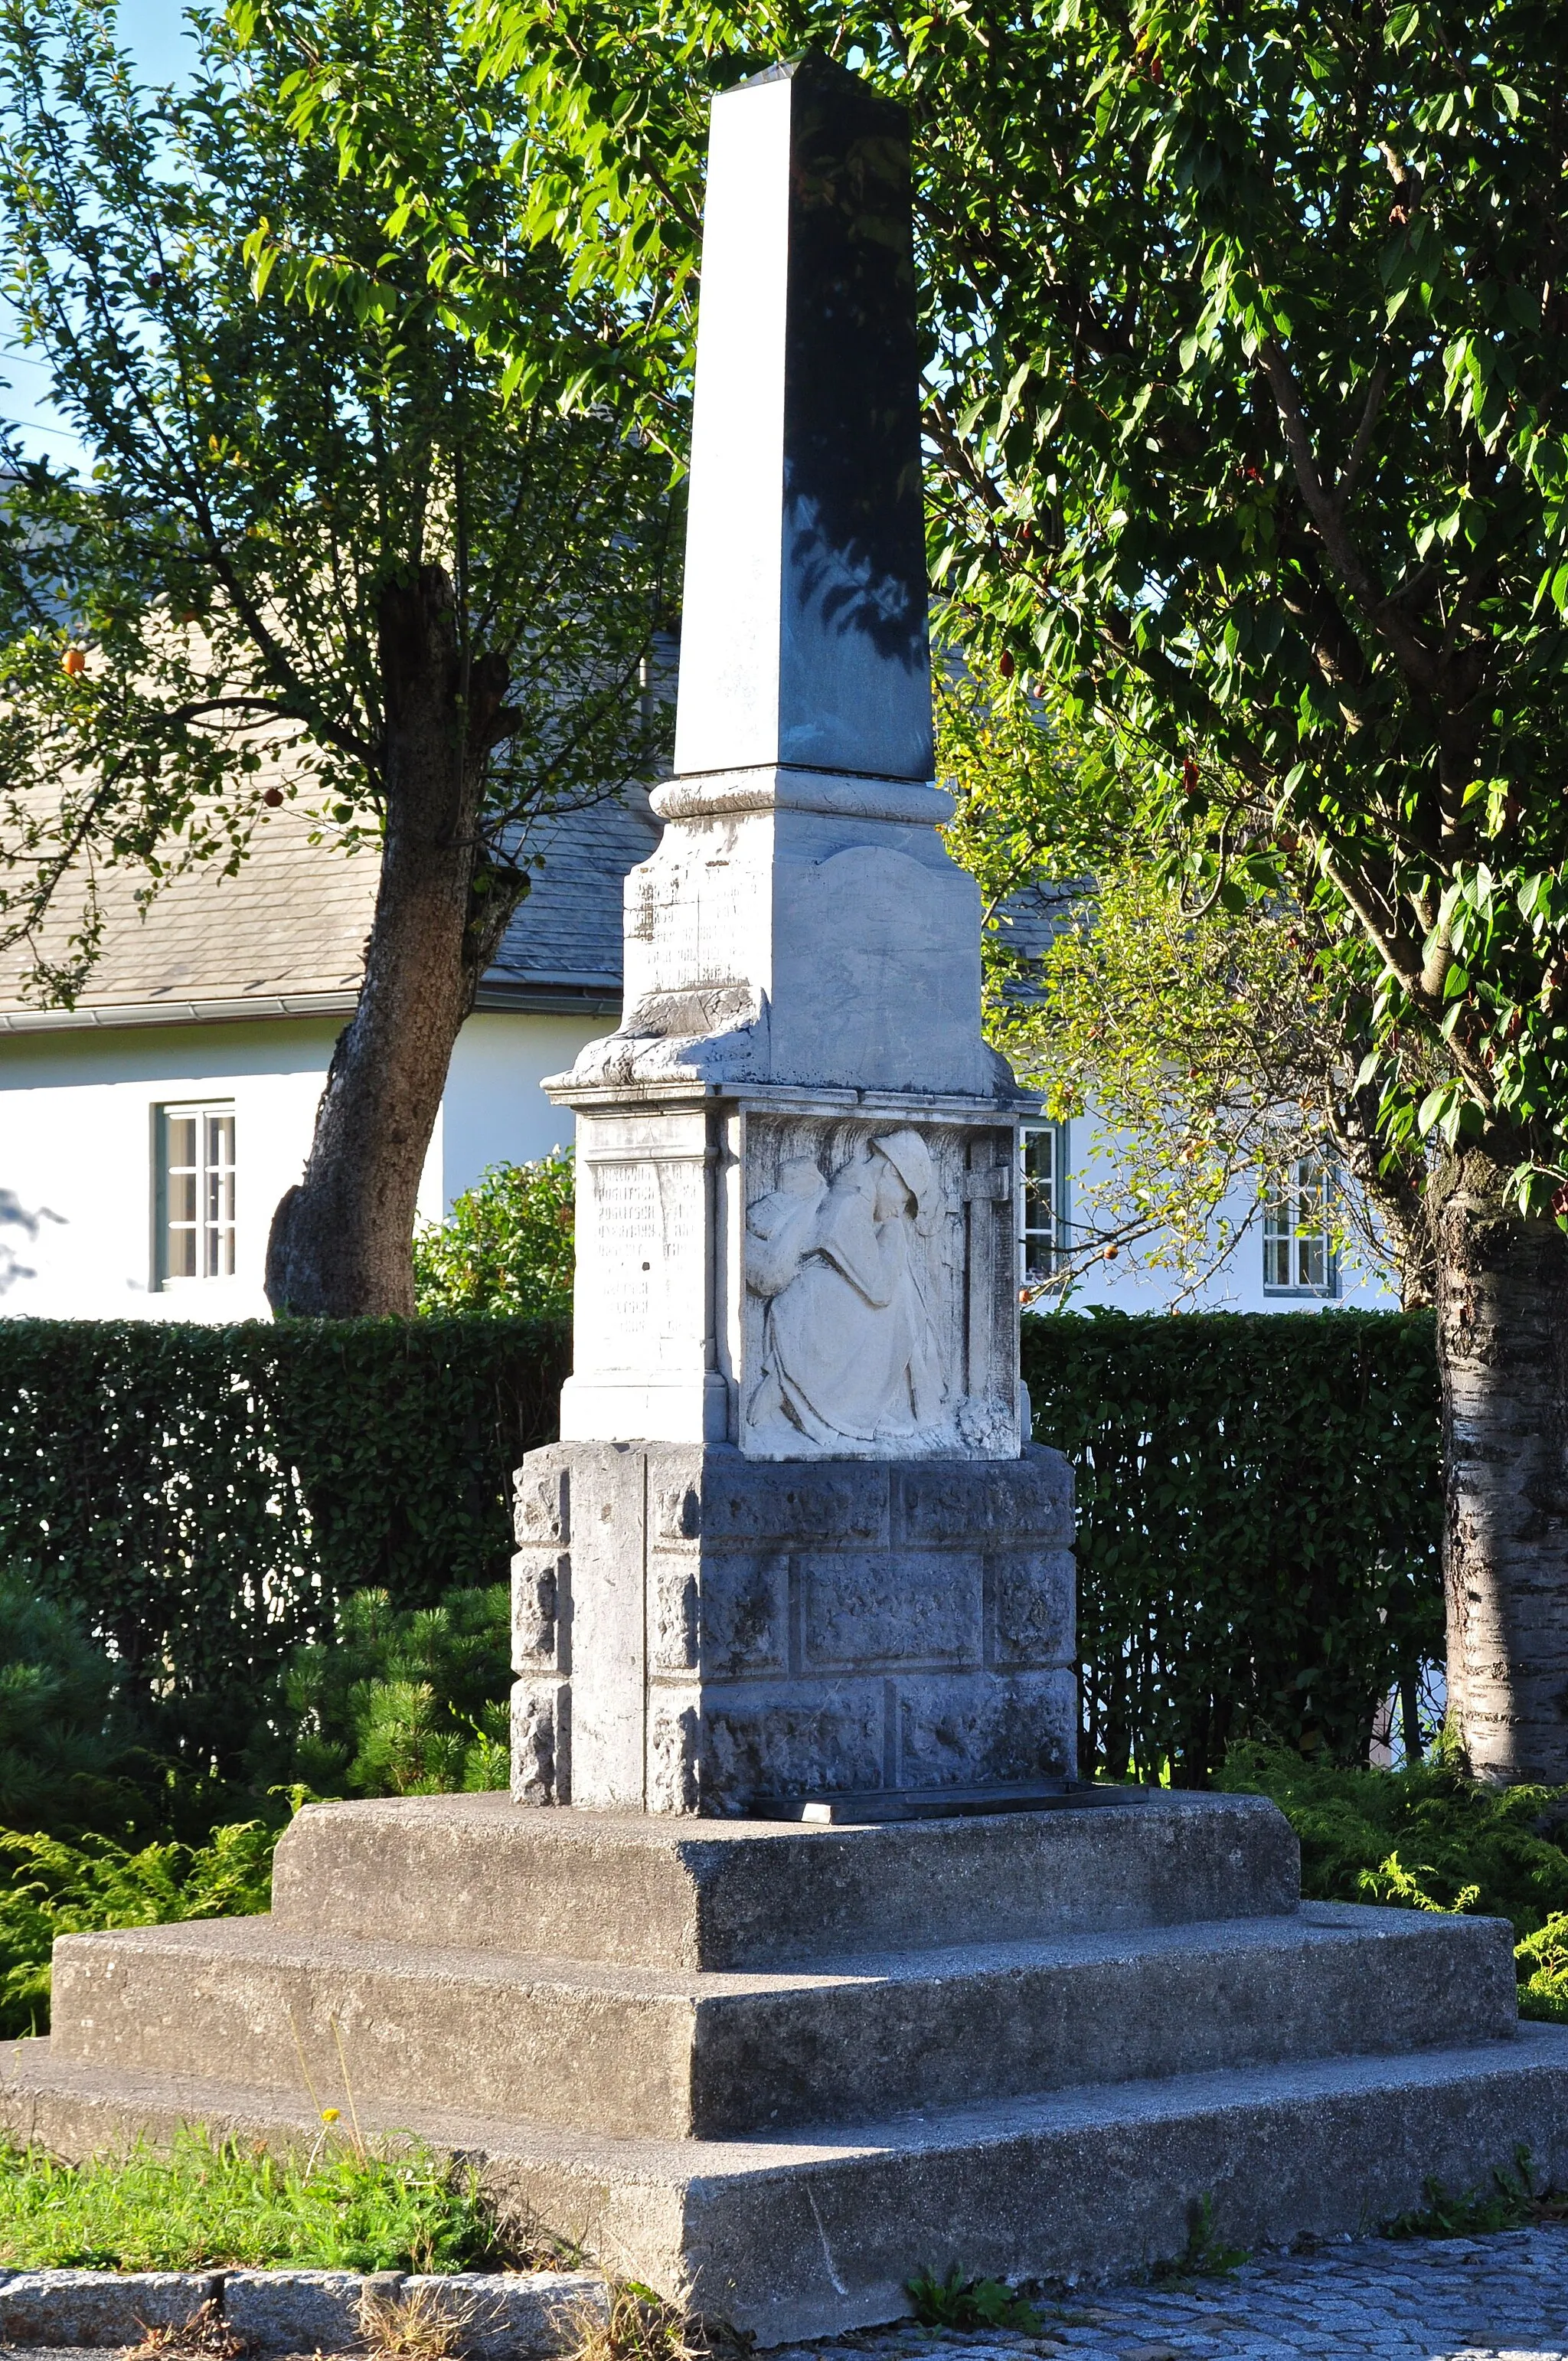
[746,1130,946,1445]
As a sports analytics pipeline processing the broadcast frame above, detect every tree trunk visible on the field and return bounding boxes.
[265,567,516,1317]
[1432,1145,1568,1783]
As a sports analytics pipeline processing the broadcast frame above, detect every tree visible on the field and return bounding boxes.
[938,663,1436,1308]
[441,0,1568,1784]
[0,0,675,1316]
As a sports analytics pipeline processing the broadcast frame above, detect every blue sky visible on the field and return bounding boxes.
[2,2,201,469]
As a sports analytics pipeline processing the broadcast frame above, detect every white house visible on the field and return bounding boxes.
[1,777,1397,1319]
[0,784,657,1317]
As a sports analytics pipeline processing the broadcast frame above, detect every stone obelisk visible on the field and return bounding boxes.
[511,52,1077,1815]
[15,67,1568,2302]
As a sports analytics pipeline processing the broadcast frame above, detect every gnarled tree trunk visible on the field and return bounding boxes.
[265,566,518,1317]
[1432,1146,1568,1783]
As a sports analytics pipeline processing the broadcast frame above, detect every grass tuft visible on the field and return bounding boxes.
[1382,2144,1568,2239]
[358,2282,475,2361]
[126,2299,245,2361]
[553,2278,744,2361]
[0,2125,508,2273]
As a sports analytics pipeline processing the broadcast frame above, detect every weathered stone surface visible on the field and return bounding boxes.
[798,1552,982,1670]
[0,2265,600,2358]
[988,1549,1075,1667]
[513,1443,1075,1812]
[0,2274,217,2347]
[8,2031,1568,2345]
[403,2271,601,2359]
[223,2272,367,2353]
[654,1456,891,1550]
[511,1550,564,1667]
[270,1790,1302,1967]
[44,1892,1494,2147]
[893,1450,1074,1546]
[510,1678,568,1806]
[895,1668,1078,1788]
[703,1679,888,1805]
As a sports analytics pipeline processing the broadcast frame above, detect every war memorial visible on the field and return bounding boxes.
[7,53,1568,2344]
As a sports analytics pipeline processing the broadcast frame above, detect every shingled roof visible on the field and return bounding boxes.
[0,765,658,1034]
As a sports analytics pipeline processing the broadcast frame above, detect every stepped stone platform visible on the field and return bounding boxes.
[7,1790,1568,2343]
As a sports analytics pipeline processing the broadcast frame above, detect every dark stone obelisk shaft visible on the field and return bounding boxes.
[673,53,933,784]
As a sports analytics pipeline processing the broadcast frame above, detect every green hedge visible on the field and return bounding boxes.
[0,1310,1439,1788]
[1024,1310,1442,1784]
[0,1319,569,1777]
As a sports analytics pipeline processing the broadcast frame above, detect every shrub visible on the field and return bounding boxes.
[0,1318,567,1781]
[276,1586,511,1797]
[413,1155,574,1317]
[0,1571,125,1835]
[1024,1310,1440,1781]
[0,1820,276,2039]
[1217,1741,1568,1938]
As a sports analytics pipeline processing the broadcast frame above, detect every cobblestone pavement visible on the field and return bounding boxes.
[774,2227,1568,2361]
[5,2231,1568,2361]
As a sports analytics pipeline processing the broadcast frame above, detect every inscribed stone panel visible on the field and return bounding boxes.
[798,1551,982,1671]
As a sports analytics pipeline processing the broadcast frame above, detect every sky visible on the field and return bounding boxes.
[2,1,201,470]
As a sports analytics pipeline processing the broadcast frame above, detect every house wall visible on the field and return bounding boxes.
[0,1008,606,1320]
[1024,1108,1401,1316]
[440,1013,600,1203]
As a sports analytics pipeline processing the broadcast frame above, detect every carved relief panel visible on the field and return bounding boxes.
[737,1114,1019,1461]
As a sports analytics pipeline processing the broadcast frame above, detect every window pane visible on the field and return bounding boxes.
[160,1104,235,1287]
[1019,1126,1063,1287]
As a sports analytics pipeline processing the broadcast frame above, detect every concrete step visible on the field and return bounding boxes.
[47,1902,1517,2138]
[7,2026,1568,2343]
[267,1789,1299,1967]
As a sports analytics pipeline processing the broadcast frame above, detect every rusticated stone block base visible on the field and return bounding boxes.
[509,1441,1075,1815]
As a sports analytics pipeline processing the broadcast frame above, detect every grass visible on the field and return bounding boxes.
[0,2125,509,2273]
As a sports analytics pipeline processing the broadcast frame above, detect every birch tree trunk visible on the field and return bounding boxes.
[1433,1146,1568,1783]
[264,566,520,1317]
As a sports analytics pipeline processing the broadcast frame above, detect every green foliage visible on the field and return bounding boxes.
[0,1318,567,1781]
[0,1571,125,1835]
[1151,2193,1248,2281]
[1221,1741,1568,2027]
[441,0,1568,1223]
[904,2267,1042,2333]
[279,1585,511,1797]
[939,662,1428,1306]
[1382,2147,1568,2240]
[0,0,674,1001]
[413,1155,575,1319]
[0,2124,503,2271]
[0,1820,276,2039]
[1515,1917,1568,2025]
[1025,1312,1442,1781]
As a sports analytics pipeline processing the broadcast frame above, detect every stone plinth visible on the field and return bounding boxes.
[511,1442,1074,1813]
[12,1793,1568,2343]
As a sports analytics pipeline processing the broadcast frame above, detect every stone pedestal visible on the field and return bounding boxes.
[510,1444,1076,1813]
[12,1792,1568,2343]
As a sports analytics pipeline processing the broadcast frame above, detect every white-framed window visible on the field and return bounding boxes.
[1019,1121,1069,1291]
[155,1104,237,1286]
[1263,1154,1338,1297]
